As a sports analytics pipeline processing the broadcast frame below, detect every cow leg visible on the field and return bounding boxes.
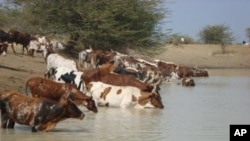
[31,117,40,132]
[28,49,35,57]
[7,119,15,128]
[38,121,57,132]
[0,101,8,128]
[22,46,28,54]
[1,113,8,128]
[31,126,38,132]
[25,46,29,54]
[11,44,16,53]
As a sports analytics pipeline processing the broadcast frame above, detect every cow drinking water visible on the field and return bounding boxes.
[26,77,98,113]
[0,90,84,132]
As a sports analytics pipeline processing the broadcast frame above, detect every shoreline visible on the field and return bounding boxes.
[131,44,250,69]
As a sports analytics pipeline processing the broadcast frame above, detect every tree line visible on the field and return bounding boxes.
[1,0,249,52]
[0,0,168,51]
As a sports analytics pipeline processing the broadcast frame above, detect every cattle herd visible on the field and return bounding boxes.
[0,29,209,132]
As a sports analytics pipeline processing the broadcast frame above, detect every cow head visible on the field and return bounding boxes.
[149,93,164,109]
[182,77,195,87]
[69,86,98,113]
[83,96,98,113]
[65,99,85,120]
[60,89,85,119]
[137,92,164,109]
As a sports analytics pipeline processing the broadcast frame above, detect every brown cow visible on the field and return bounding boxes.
[26,77,98,113]
[0,90,84,132]
[8,29,37,54]
[154,60,177,78]
[82,68,156,94]
[175,65,209,78]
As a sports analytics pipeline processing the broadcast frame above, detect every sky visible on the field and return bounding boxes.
[161,0,250,43]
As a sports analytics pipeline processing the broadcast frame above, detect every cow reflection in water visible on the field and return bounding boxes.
[0,90,84,132]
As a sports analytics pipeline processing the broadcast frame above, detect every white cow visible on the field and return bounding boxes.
[28,40,47,56]
[86,81,164,109]
[47,67,84,92]
[45,53,78,78]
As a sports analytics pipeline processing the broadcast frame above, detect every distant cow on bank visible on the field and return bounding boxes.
[0,90,85,132]
[8,29,37,54]
[26,77,98,113]
[86,81,164,109]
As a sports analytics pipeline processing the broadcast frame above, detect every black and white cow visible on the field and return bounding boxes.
[46,67,84,92]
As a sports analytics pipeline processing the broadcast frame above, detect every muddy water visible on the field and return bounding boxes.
[1,69,250,141]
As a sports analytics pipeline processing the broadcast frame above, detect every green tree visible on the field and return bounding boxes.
[246,27,250,42]
[167,34,195,45]
[1,0,168,51]
[199,24,234,44]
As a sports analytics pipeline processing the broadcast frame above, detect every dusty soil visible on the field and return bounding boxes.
[1,44,250,93]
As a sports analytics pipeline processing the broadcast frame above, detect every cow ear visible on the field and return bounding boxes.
[65,88,72,101]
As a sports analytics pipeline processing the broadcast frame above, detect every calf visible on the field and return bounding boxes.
[0,90,84,132]
[26,77,98,113]
[86,81,164,109]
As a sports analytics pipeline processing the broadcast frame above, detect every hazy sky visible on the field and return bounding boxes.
[162,0,250,43]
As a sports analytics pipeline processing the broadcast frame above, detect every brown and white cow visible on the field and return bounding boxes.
[26,77,98,113]
[0,90,84,132]
[86,81,164,109]
[154,60,179,81]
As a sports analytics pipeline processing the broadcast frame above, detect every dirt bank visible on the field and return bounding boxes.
[131,44,250,69]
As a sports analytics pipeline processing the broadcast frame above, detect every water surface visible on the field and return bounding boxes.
[1,69,250,141]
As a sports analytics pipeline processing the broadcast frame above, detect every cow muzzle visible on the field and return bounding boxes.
[79,113,85,120]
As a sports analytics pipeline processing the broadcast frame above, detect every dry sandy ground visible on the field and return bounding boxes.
[1,44,250,93]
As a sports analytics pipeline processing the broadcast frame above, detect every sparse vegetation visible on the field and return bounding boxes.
[199,24,234,53]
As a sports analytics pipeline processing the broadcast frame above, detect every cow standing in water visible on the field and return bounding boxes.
[86,81,164,109]
[0,90,85,132]
[26,77,98,113]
